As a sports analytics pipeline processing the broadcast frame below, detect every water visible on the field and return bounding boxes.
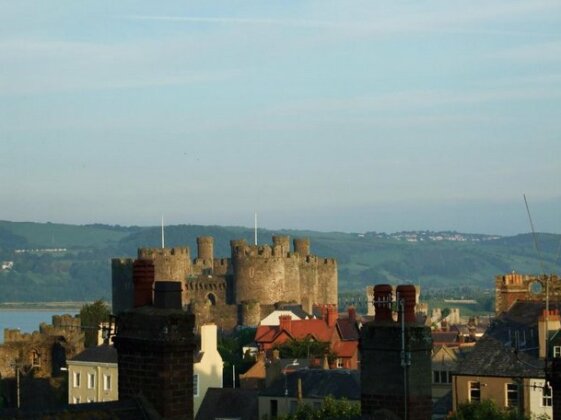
[0,310,78,344]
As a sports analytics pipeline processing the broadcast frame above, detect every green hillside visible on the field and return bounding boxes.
[0,221,559,303]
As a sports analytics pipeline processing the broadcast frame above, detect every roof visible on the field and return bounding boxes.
[336,318,359,341]
[276,303,310,320]
[454,301,556,378]
[259,368,360,400]
[1,396,160,419]
[69,345,118,364]
[196,388,259,420]
[255,319,334,344]
[432,331,459,345]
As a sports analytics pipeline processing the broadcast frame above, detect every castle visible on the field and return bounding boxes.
[112,235,337,330]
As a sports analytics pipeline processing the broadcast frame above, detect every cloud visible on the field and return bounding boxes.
[0,38,236,95]
[124,15,339,28]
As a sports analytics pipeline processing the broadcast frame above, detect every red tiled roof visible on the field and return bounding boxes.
[255,319,334,345]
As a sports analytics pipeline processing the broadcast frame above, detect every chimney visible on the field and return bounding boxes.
[348,307,357,324]
[133,258,155,308]
[200,324,218,354]
[396,284,417,324]
[374,284,393,322]
[326,305,338,328]
[539,309,561,358]
[113,283,196,419]
[153,280,183,310]
[279,315,292,334]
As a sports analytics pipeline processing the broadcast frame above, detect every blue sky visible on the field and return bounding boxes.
[1,1,560,235]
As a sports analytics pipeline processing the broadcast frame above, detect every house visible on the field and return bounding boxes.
[67,344,118,404]
[254,306,360,369]
[258,368,360,418]
[452,301,557,419]
[193,323,224,417]
[432,345,459,402]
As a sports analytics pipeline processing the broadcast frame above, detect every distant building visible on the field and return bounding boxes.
[193,324,224,417]
[67,345,118,404]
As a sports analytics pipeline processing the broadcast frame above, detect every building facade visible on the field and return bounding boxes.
[67,345,118,404]
[194,324,224,417]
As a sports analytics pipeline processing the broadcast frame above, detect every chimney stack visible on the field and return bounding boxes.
[133,259,155,308]
[396,284,417,324]
[374,284,393,322]
[327,305,338,327]
[348,307,357,324]
[279,315,292,335]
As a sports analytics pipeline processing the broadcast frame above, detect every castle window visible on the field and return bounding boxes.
[30,349,40,367]
[207,293,216,306]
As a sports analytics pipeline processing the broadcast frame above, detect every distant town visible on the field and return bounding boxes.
[1,231,560,419]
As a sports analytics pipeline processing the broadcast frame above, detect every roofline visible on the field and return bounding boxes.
[67,360,118,368]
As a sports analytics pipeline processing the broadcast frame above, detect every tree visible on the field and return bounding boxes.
[449,400,529,420]
[79,300,111,347]
[278,396,360,420]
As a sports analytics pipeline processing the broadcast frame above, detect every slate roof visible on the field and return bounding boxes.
[259,368,360,400]
[336,317,360,341]
[454,300,558,378]
[196,388,259,420]
[276,303,310,320]
[69,345,118,364]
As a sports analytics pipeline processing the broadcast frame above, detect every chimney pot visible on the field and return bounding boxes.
[133,258,155,307]
[374,284,393,322]
[396,284,417,324]
[153,281,183,310]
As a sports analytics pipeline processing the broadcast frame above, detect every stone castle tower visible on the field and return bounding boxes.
[112,235,337,330]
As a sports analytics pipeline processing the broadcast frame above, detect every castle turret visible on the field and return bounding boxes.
[272,235,290,256]
[197,236,214,263]
[293,238,310,256]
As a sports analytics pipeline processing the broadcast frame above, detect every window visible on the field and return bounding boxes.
[87,373,95,389]
[30,349,40,367]
[87,397,94,403]
[337,358,344,368]
[289,400,298,414]
[73,396,81,404]
[103,374,111,391]
[506,383,519,408]
[270,399,278,418]
[193,374,199,397]
[433,370,451,384]
[469,382,480,402]
[543,385,553,407]
[554,346,561,358]
[73,372,81,388]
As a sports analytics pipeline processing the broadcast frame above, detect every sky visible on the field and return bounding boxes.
[1,1,560,235]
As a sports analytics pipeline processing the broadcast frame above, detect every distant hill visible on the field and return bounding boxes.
[0,220,560,303]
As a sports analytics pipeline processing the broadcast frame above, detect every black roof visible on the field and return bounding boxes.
[455,301,556,378]
[196,388,259,420]
[69,345,118,364]
[259,368,360,400]
[276,303,310,320]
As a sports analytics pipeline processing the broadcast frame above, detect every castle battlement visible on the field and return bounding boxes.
[138,247,190,259]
